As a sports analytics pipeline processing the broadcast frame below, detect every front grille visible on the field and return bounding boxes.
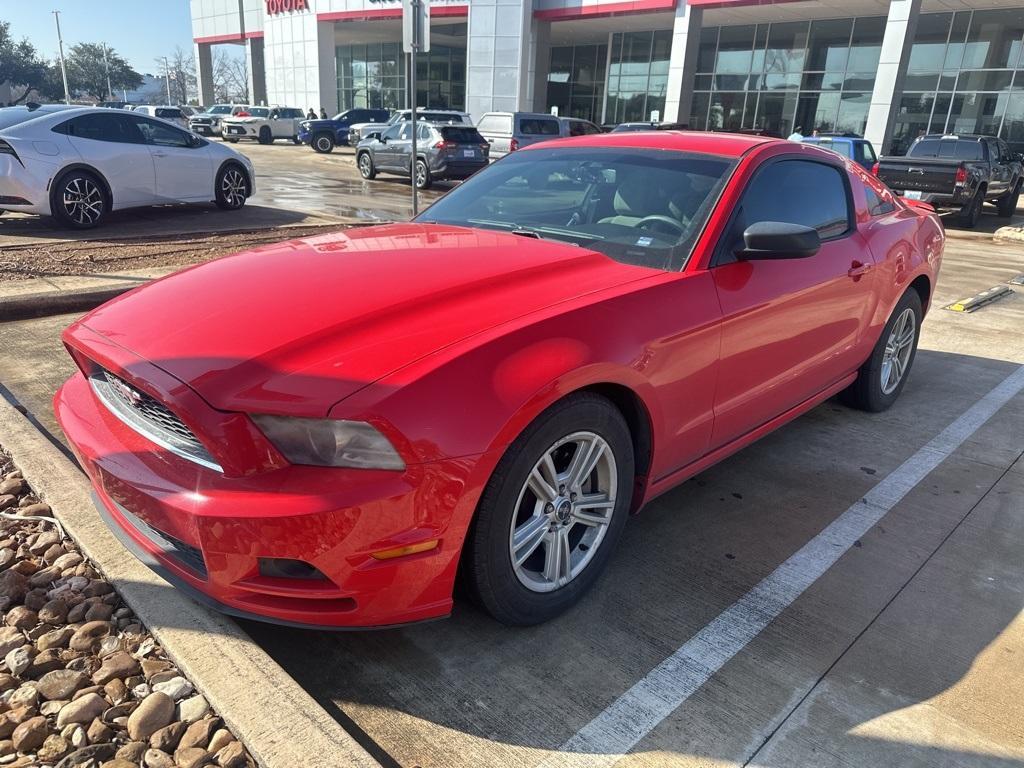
[113,500,207,578]
[90,370,222,472]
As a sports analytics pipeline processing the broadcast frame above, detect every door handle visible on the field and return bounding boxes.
[848,261,873,278]
[152,151,167,157]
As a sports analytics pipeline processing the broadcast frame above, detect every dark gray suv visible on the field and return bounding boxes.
[356,122,489,189]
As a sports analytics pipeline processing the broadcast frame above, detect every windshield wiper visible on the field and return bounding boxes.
[510,228,541,239]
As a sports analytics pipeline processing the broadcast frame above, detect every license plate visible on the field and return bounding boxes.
[462,149,476,158]
[904,190,923,200]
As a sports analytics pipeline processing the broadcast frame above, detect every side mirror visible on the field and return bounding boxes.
[735,221,820,260]
[187,134,204,148]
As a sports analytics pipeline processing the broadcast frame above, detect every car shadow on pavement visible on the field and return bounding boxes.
[0,203,317,243]
[231,349,1024,768]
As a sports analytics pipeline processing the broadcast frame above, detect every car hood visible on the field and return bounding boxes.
[79,223,651,416]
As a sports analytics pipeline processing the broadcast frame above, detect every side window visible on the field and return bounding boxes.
[478,115,511,134]
[582,121,602,135]
[397,123,412,141]
[381,124,402,141]
[133,116,191,148]
[60,113,143,144]
[417,123,432,141]
[984,138,998,161]
[269,109,280,119]
[722,159,851,262]
[864,185,896,216]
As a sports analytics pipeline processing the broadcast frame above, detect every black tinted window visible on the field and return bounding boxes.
[422,112,463,123]
[58,113,143,143]
[519,118,560,135]
[132,116,191,148]
[155,108,182,119]
[733,160,850,245]
[910,139,983,160]
[441,126,484,143]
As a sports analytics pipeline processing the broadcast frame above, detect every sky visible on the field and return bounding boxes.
[3,1,198,75]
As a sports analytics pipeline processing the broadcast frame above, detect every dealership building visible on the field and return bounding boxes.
[191,0,1024,154]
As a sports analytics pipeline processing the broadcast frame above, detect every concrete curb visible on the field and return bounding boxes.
[0,395,382,768]
[0,285,136,323]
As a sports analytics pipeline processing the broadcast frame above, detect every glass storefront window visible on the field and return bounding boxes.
[547,43,607,123]
[807,18,852,72]
[961,9,1024,70]
[606,30,672,123]
[336,38,466,112]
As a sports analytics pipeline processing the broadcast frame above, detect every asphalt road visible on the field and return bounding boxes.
[1,229,1022,768]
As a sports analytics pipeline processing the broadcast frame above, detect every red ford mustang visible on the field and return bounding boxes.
[55,132,943,628]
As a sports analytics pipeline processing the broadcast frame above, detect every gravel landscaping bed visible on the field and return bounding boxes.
[0,454,254,768]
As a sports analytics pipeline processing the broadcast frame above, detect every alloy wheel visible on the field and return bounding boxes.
[415,161,427,188]
[359,154,372,177]
[221,168,246,208]
[62,177,104,226]
[881,307,915,395]
[509,431,617,593]
[316,136,332,152]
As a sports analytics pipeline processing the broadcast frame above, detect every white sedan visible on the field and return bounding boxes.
[0,105,255,229]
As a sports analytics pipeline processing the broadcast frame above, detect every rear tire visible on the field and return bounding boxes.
[214,164,248,211]
[959,188,983,228]
[312,133,335,153]
[996,181,1021,218]
[414,158,432,190]
[842,289,922,412]
[464,393,634,626]
[357,151,376,180]
[224,138,238,143]
[50,170,108,230]
[258,126,273,145]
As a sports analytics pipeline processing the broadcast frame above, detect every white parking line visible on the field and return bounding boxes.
[539,364,1024,767]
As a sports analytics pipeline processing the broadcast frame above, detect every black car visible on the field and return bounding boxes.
[298,108,390,152]
[875,134,1023,227]
[356,122,489,189]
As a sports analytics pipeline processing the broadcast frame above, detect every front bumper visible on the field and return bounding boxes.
[55,369,465,628]
[190,122,220,136]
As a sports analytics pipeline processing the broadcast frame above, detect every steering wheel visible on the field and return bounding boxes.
[635,215,687,238]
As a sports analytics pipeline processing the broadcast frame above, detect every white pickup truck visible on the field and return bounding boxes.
[220,106,305,145]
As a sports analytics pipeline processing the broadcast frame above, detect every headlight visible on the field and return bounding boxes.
[252,415,405,470]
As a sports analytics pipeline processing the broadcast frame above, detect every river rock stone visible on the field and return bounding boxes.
[0,626,24,657]
[102,760,140,768]
[38,733,71,762]
[178,718,219,751]
[10,715,48,752]
[0,496,16,512]
[85,603,115,622]
[39,599,69,625]
[206,730,233,755]
[103,677,129,704]
[57,692,108,727]
[128,692,175,741]
[149,721,186,752]
[69,621,111,652]
[37,626,75,651]
[88,717,113,745]
[8,684,37,709]
[16,503,51,518]
[0,479,26,496]
[92,652,140,686]
[177,694,210,725]
[4,645,33,675]
[5,606,36,630]
[152,676,192,701]
[38,669,88,701]
[174,747,213,768]
[143,748,175,768]
[214,741,247,768]
[54,743,116,767]
[116,741,147,762]
[0,673,18,692]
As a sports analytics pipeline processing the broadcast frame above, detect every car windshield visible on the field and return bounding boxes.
[418,147,735,271]
[210,106,232,114]
[248,108,270,118]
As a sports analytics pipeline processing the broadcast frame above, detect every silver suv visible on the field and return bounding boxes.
[348,109,471,146]
[356,122,489,189]
[475,112,563,159]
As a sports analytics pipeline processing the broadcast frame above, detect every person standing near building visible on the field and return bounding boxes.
[320,107,328,119]
[788,126,804,141]
[307,108,316,119]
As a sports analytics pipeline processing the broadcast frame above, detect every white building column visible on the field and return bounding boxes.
[864,0,921,153]
[194,43,215,106]
[466,0,546,119]
[246,37,267,106]
[663,0,703,125]
[316,21,339,115]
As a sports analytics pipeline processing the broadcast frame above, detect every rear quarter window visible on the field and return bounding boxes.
[441,126,484,143]
[155,108,182,119]
[478,115,513,134]
[910,139,983,160]
[519,118,561,136]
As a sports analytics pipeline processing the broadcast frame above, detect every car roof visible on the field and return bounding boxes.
[525,130,778,158]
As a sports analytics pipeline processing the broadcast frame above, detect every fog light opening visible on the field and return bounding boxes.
[258,557,327,580]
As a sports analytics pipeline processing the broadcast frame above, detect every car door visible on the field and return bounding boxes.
[389,122,414,173]
[375,123,404,169]
[130,115,213,202]
[709,155,877,448]
[62,112,156,207]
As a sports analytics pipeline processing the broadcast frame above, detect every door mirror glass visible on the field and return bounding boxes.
[735,221,821,260]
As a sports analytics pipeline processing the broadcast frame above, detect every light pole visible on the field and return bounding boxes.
[102,44,112,101]
[52,11,71,104]
[162,56,172,105]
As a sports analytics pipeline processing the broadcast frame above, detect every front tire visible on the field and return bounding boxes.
[214,164,248,211]
[357,152,376,180]
[50,170,107,230]
[312,133,335,153]
[996,181,1021,218]
[842,289,922,412]
[464,393,634,626]
[258,126,273,145]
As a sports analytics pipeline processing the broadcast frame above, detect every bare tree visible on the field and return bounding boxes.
[156,46,197,105]
[212,48,248,104]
